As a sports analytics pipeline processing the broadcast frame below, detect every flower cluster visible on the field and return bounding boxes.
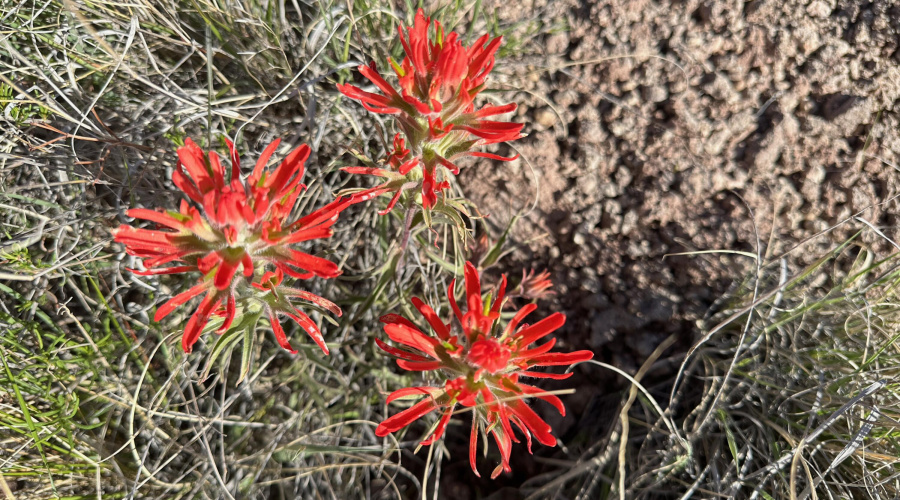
[338,9,523,213]
[375,262,593,478]
[114,138,348,354]
[114,8,596,482]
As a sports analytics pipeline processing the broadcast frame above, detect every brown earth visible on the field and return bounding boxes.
[450,0,900,494]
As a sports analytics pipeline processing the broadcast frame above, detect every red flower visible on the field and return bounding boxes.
[374,262,593,478]
[512,269,556,302]
[337,9,523,212]
[340,134,450,214]
[114,137,349,353]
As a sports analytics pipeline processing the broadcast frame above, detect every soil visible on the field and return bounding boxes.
[450,0,900,494]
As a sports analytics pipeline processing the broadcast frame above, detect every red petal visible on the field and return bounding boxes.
[473,103,516,118]
[421,407,454,445]
[527,350,594,367]
[508,400,556,447]
[383,323,439,358]
[470,418,481,477]
[285,289,341,316]
[218,292,236,333]
[517,382,565,416]
[510,415,533,454]
[379,313,421,330]
[181,294,220,353]
[241,252,254,278]
[283,250,341,279]
[114,226,179,255]
[402,94,432,115]
[396,359,444,371]
[496,402,519,445]
[398,157,419,175]
[505,303,536,336]
[292,197,351,229]
[375,338,431,362]
[446,279,465,327]
[397,359,444,372]
[463,261,483,316]
[126,208,184,230]
[489,426,512,479]
[358,64,402,98]
[276,262,314,280]
[468,151,519,162]
[421,168,437,210]
[519,371,573,380]
[207,151,225,190]
[377,189,404,215]
[385,386,440,404]
[285,308,329,354]
[464,120,524,134]
[267,143,309,196]
[142,251,191,268]
[514,338,557,359]
[154,282,208,321]
[224,137,240,181]
[214,257,239,290]
[178,138,214,192]
[348,186,391,205]
[128,265,194,276]
[337,83,401,114]
[436,156,459,175]
[375,397,439,437]
[411,297,451,340]
[467,36,501,80]
[341,166,392,177]
[514,312,565,347]
[268,311,297,354]
[171,167,203,203]
[280,226,334,245]
[250,139,281,186]
[491,274,507,315]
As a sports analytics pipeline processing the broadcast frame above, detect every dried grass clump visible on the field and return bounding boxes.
[634,230,900,499]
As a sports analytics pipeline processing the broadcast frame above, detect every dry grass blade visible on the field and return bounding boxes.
[629,224,900,500]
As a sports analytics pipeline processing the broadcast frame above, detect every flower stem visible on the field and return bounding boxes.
[396,203,418,271]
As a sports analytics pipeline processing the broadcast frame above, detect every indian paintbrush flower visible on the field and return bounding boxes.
[337,9,523,213]
[374,261,593,478]
[512,268,556,302]
[114,137,349,354]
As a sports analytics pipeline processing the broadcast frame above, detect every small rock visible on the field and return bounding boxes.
[850,22,871,45]
[615,166,633,188]
[807,0,831,17]
[642,85,668,103]
[802,164,827,200]
[534,108,556,128]
[703,73,739,104]
[609,120,630,138]
[621,210,639,235]
[822,94,871,135]
[600,182,621,198]
[795,23,822,55]
[706,129,731,156]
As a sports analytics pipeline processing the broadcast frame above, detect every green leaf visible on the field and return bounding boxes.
[238,321,255,384]
[483,215,518,268]
[201,314,255,381]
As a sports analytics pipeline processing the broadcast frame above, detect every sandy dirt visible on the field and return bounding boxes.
[448,0,900,494]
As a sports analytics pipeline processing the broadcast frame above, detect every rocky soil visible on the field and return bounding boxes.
[451,0,900,494]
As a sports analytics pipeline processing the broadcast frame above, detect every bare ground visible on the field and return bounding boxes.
[448,0,900,494]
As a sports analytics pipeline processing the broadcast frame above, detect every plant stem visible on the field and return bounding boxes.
[396,203,418,271]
